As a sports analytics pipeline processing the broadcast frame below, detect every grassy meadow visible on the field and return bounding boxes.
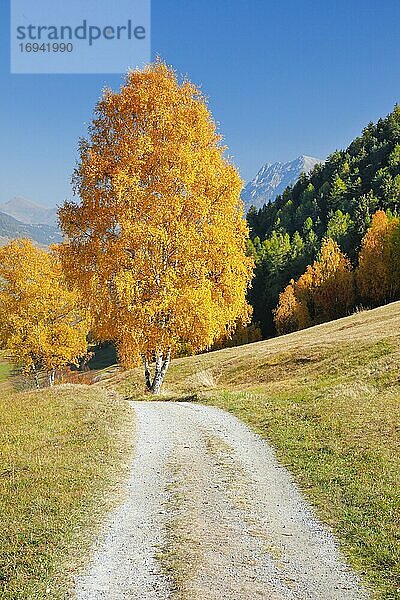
[0,372,134,598]
[1,303,399,598]
[118,302,400,599]
[0,355,12,383]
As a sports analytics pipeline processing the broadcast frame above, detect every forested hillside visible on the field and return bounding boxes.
[247,105,400,335]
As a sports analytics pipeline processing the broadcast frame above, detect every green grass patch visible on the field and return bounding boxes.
[203,383,399,599]
[0,384,134,599]
[117,302,400,599]
[0,355,12,382]
[0,363,11,383]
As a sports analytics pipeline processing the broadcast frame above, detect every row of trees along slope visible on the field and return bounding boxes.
[56,61,253,394]
[247,105,400,336]
[274,209,400,334]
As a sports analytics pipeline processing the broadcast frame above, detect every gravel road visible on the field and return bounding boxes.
[75,401,368,599]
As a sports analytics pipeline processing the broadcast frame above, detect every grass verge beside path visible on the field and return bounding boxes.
[201,351,400,600]
[0,383,134,599]
[118,302,400,599]
[0,353,12,382]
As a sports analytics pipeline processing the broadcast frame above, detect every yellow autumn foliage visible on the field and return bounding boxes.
[356,210,400,304]
[274,239,354,334]
[274,280,311,335]
[0,239,89,385]
[211,320,262,350]
[311,238,355,320]
[58,61,253,386]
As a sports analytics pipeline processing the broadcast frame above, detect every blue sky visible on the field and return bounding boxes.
[1,0,400,207]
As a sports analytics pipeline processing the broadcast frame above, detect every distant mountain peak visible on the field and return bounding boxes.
[0,196,58,226]
[242,155,322,211]
[0,210,61,247]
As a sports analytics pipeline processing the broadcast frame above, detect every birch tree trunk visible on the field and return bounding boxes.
[142,355,152,391]
[34,371,39,389]
[48,369,56,387]
[32,364,40,389]
[142,349,171,395]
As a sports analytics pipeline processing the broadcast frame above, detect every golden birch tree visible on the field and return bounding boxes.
[274,239,354,334]
[311,238,355,320]
[58,61,253,393]
[0,239,89,387]
[356,210,400,304]
[274,280,311,335]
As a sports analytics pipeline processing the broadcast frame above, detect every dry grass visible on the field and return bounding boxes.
[118,302,400,599]
[0,380,134,599]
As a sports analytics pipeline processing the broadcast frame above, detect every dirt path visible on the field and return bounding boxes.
[75,401,368,599]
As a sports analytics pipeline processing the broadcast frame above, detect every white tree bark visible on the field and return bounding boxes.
[48,369,56,387]
[33,366,40,389]
[142,349,171,395]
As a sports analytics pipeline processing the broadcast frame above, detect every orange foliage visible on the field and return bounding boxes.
[58,61,253,382]
[0,239,89,385]
[274,239,354,334]
[212,320,262,350]
[274,280,311,335]
[356,210,400,304]
[312,238,355,320]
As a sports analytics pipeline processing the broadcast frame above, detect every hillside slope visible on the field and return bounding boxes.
[0,210,61,246]
[0,196,58,226]
[248,105,400,249]
[119,302,400,599]
[246,106,400,338]
[0,378,133,598]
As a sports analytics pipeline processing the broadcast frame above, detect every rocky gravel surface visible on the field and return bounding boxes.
[75,401,368,599]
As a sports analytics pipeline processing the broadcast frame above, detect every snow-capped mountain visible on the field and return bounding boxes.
[242,155,322,211]
[0,196,58,226]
